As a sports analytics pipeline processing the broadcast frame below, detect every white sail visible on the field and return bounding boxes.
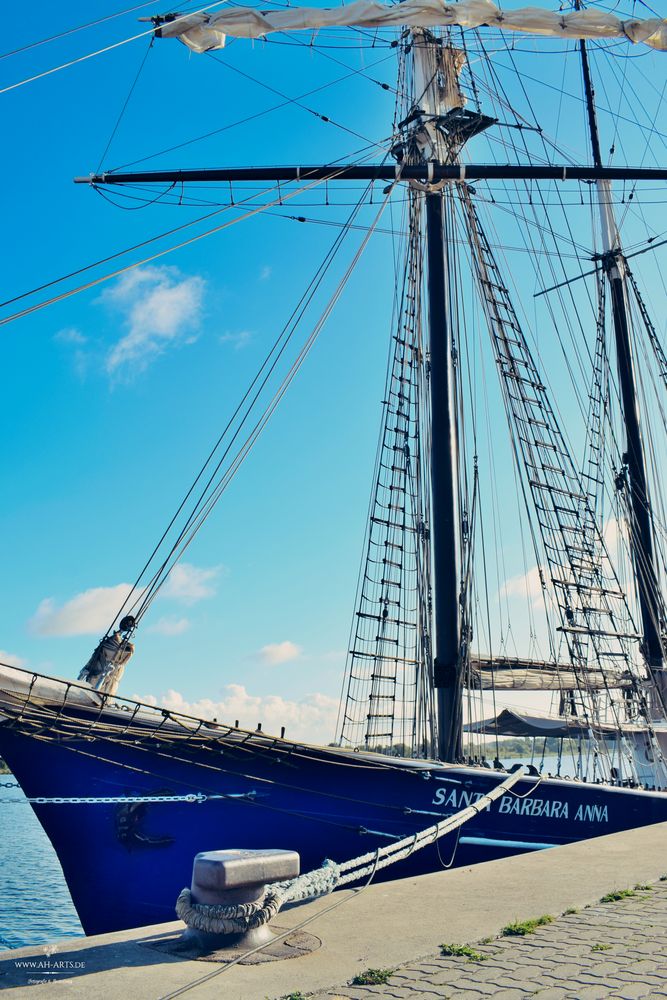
[159,1,667,53]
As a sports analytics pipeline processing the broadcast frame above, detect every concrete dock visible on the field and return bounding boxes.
[2,822,667,998]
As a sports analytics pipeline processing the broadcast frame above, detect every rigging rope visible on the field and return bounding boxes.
[96,38,154,172]
[0,1,168,62]
[109,176,398,634]
[0,171,353,328]
[108,52,398,172]
[207,52,390,150]
[0,1,233,96]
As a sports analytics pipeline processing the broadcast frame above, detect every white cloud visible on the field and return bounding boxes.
[55,327,87,345]
[0,649,26,668]
[160,563,220,604]
[503,564,546,609]
[260,641,302,665]
[320,649,346,663]
[135,684,339,744]
[28,562,220,638]
[259,266,272,281]
[103,265,205,374]
[29,584,135,637]
[55,327,90,378]
[147,617,190,636]
[603,516,628,565]
[219,329,252,350]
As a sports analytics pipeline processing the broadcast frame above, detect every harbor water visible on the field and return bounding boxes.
[0,777,82,950]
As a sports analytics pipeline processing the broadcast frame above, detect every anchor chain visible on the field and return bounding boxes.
[0,790,258,805]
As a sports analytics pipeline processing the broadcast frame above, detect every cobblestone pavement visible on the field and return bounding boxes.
[317,878,667,1000]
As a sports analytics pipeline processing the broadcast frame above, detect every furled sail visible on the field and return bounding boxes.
[78,630,135,695]
[470,657,634,692]
[157,2,667,53]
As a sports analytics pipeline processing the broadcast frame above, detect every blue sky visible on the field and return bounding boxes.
[1,2,666,742]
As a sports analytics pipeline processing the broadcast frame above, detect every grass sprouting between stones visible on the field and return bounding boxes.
[591,943,612,952]
[563,907,579,915]
[350,968,395,986]
[600,889,637,903]
[440,943,488,961]
[501,915,554,937]
[634,883,653,891]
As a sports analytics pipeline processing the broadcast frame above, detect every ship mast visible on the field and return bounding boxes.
[406,32,497,761]
[410,32,462,762]
[576,23,666,697]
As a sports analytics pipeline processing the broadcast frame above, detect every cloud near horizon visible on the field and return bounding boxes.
[103,265,205,374]
[0,649,26,668]
[136,684,338,744]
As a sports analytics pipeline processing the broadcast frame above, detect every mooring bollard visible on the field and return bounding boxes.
[179,848,300,951]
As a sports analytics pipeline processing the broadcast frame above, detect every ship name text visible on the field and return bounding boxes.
[432,787,609,822]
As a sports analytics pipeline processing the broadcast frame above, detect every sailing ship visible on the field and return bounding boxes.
[2,1,667,937]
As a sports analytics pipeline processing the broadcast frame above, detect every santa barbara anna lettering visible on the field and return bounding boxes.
[432,787,609,823]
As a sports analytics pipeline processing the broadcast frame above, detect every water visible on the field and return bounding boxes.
[0,777,83,950]
[505,753,578,777]
[504,751,631,782]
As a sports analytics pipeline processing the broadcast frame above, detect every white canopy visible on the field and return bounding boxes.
[159,1,667,52]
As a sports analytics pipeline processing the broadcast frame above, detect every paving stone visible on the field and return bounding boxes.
[608,987,658,1000]
[565,986,613,1000]
[611,968,661,982]
[482,991,530,1000]
[629,973,667,987]
[538,963,587,978]
[399,993,453,1000]
[468,955,516,972]
[327,991,368,999]
[442,980,503,995]
[628,959,663,972]
[415,971,473,986]
[585,961,626,976]
[495,977,546,992]
[412,974,461,989]
[465,973,528,987]
[393,970,438,984]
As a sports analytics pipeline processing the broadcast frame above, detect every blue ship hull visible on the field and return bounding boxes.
[2,699,667,936]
